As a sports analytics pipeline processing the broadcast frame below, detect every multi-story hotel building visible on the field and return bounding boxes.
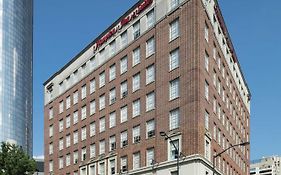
[44,0,251,174]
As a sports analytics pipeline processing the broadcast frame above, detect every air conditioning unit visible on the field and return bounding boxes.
[148,130,155,138]
[111,142,116,151]
[134,31,140,39]
[134,136,141,143]
[122,166,127,172]
[111,167,115,174]
[111,97,116,104]
[122,140,128,147]
[122,91,128,98]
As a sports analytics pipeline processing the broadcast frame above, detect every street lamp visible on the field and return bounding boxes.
[212,141,250,175]
[160,131,180,175]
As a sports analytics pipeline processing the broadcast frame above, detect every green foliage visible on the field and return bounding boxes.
[0,142,36,175]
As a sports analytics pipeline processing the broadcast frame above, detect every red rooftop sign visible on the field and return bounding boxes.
[93,0,153,51]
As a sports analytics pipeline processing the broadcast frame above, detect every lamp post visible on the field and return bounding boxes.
[212,142,249,175]
[160,131,180,175]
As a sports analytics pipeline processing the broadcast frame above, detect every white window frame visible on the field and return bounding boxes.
[170,18,179,41]
[146,92,155,111]
[169,78,179,100]
[169,48,179,71]
[146,64,155,85]
[146,37,155,57]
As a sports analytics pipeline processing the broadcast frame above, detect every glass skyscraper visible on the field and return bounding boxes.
[0,0,33,155]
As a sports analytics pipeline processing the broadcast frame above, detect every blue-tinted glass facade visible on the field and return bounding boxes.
[0,0,33,155]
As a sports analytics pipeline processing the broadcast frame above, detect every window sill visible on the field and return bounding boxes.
[169,36,179,43]
[146,52,155,59]
[169,66,179,72]
[169,96,179,102]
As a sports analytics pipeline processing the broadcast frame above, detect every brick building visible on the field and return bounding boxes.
[44,0,251,174]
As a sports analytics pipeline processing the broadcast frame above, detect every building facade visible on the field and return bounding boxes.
[250,156,281,175]
[0,0,33,154]
[44,0,251,175]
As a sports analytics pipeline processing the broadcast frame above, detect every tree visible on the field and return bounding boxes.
[0,142,36,175]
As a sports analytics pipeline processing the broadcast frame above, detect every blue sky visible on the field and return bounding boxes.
[34,1,281,160]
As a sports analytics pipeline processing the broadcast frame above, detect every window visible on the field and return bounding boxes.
[170,108,179,130]
[146,120,155,138]
[73,110,78,124]
[133,125,141,143]
[59,157,64,169]
[120,105,128,123]
[90,144,96,158]
[73,130,78,144]
[147,9,155,29]
[66,115,70,128]
[109,135,116,151]
[169,0,179,10]
[133,21,140,39]
[90,122,96,137]
[132,73,140,92]
[99,95,105,110]
[121,156,128,172]
[90,100,96,115]
[146,65,156,86]
[66,135,71,148]
[98,162,105,175]
[213,98,217,113]
[133,152,141,169]
[49,143,53,155]
[49,108,53,119]
[81,85,87,99]
[59,101,64,113]
[73,151,78,164]
[81,147,87,161]
[99,140,105,155]
[59,119,64,132]
[205,52,209,71]
[205,139,211,160]
[99,71,105,88]
[109,159,116,175]
[120,56,128,74]
[81,105,87,120]
[109,88,116,105]
[59,138,64,151]
[170,139,179,160]
[109,112,116,128]
[90,79,96,94]
[146,37,155,57]
[73,91,78,104]
[146,148,154,166]
[169,78,179,100]
[213,47,217,60]
[205,111,209,130]
[81,127,87,141]
[132,99,141,117]
[99,117,106,133]
[66,154,71,167]
[49,161,53,172]
[109,64,116,81]
[205,81,209,100]
[146,92,155,111]
[170,48,179,71]
[132,47,141,66]
[120,81,128,98]
[110,40,116,57]
[121,31,128,48]
[205,23,209,42]
[66,96,71,109]
[170,19,179,41]
[49,125,53,137]
[121,131,128,148]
